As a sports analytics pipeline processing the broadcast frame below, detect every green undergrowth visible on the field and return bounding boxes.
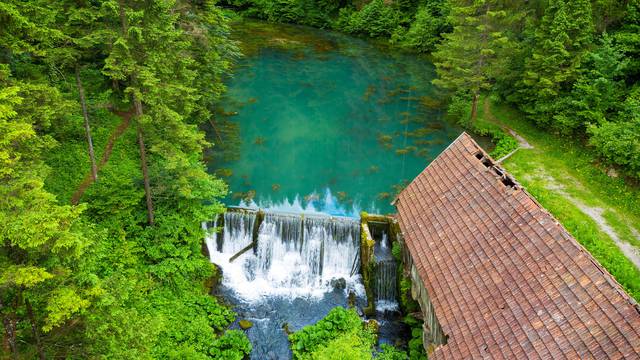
[392,242,427,360]
[483,99,640,300]
[447,95,519,160]
[43,95,250,357]
[289,307,411,360]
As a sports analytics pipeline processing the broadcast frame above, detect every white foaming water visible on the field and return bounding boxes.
[236,188,364,218]
[380,232,388,250]
[204,210,363,301]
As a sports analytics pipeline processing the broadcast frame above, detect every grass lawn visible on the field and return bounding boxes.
[476,97,640,301]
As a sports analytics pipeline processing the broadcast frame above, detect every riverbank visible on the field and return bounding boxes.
[477,97,640,300]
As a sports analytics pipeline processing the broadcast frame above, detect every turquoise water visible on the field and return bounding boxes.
[209,21,463,215]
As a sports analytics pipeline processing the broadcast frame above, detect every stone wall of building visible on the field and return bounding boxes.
[394,220,447,352]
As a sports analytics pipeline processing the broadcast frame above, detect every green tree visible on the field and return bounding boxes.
[517,0,595,128]
[0,65,90,360]
[395,0,450,53]
[588,86,640,178]
[613,0,640,78]
[552,34,626,133]
[433,0,513,120]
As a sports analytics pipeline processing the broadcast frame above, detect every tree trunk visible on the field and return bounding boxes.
[25,298,45,360]
[470,93,479,121]
[134,97,155,226]
[0,297,18,360]
[75,66,98,182]
[118,0,154,226]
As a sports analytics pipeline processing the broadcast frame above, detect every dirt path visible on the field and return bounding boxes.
[482,99,640,270]
[71,110,133,205]
[483,98,532,149]
[540,173,640,270]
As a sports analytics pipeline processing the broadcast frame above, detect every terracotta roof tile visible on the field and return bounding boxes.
[395,132,640,359]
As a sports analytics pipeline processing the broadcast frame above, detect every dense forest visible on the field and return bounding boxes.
[1,0,639,359]
[1,1,250,358]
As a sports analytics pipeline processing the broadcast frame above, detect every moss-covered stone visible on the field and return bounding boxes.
[365,319,379,338]
[239,319,253,330]
[360,215,377,315]
[204,263,222,293]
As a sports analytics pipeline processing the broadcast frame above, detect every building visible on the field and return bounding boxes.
[394,132,640,358]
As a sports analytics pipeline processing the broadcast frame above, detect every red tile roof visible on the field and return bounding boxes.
[395,132,640,359]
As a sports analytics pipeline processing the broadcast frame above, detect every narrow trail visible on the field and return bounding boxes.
[483,98,532,149]
[543,175,640,270]
[71,110,133,205]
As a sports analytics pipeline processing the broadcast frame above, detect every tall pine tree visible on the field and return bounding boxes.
[433,0,513,121]
[517,0,595,129]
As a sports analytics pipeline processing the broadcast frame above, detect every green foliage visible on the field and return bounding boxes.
[224,0,343,27]
[0,63,92,352]
[393,0,450,52]
[311,331,375,360]
[377,344,409,360]
[224,0,450,50]
[0,1,248,358]
[289,307,411,360]
[210,330,253,359]
[474,122,518,160]
[614,0,640,77]
[289,307,366,358]
[433,1,514,100]
[335,0,404,37]
[551,34,626,133]
[407,327,426,359]
[399,276,419,314]
[391,240,402,262]
[589,117,640,179]
[516,0,595,126]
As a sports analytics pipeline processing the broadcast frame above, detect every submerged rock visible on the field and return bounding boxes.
[348,291,357,308]
[239,319,253,330]
[282,322,292,335]
[330,277,347,290]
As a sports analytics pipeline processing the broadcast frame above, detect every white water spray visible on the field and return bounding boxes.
[205,210,363,301]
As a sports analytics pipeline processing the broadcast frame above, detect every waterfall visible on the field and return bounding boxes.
[205,210,361,300]
[373,232,398,310]
[375,260,397,302]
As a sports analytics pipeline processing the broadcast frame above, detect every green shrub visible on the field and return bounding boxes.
[289,307,366,358]
[446,94,518,159]
[392,1,450,52]
[588,118,640,179]
[391,241,402,262]
[290,307,415,359]
[446,94,472,127]
[473,122,519,160]
[403,315,427,360]
[335,0,403,37]
[376,344,409,360]
[209,330,252,359]
[399,276,419,314]
[311,331,375,360]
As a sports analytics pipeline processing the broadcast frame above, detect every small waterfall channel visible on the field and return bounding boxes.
[374,232,398,310]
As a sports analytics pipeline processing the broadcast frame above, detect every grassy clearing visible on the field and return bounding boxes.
[477,98,640,301]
